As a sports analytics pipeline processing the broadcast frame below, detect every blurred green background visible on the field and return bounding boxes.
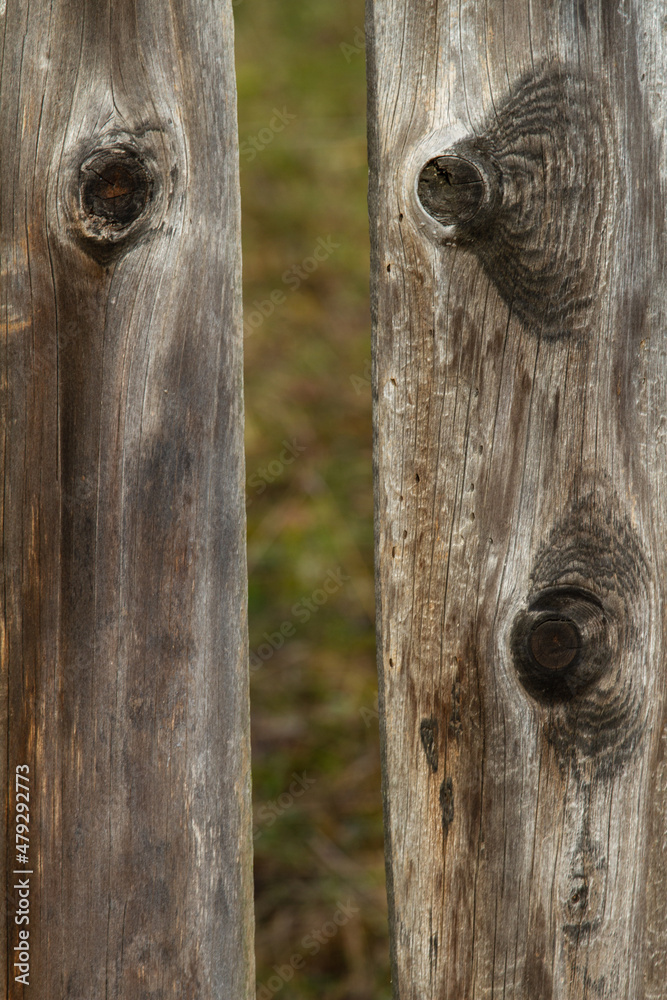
[233,2,390,998]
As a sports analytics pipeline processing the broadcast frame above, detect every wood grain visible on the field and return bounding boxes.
[1,1,253,996]
[367,1,667,997]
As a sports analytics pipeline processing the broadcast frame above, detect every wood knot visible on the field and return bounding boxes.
[65,140,160,260]
[511,588,608,703]
[417,66,615,337]
[529,618,581,672]
[417,156,486,226]
[80,152,151,228]
[509,494,653,778]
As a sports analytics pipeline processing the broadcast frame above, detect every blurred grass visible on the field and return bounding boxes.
[233,2,389,998]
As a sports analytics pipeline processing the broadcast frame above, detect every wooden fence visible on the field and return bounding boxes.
[3,0,667,997]
[1,1,253,996]
[368,1,667,997]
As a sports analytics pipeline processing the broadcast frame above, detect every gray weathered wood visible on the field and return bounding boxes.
[368,1,667,997]
[1,1,254,996]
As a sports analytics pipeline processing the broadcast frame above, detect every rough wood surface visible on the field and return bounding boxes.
[367,1,667,997]
[1,1,253,996]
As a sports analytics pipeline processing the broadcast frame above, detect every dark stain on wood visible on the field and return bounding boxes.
[419,717,439,772]
[577,0,589,31]
[439,776,454,833]
[522,903,554,1000]
[448,680,462,739]
[429,931,438,975]
[582,972,607,998]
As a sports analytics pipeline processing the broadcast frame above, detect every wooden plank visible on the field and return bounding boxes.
[1,1,253,996]
[367,1,667,997]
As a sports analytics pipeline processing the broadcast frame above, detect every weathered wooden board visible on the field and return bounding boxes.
[367,1,667,997]
[1,1,253,996]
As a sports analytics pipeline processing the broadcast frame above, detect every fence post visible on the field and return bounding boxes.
[368,2,667,996]
[1,1,253,996]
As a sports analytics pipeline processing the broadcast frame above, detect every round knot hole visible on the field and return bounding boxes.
[80,149,152,229]
[417,155,485,226]
[528,618,581,672]
[510,587,610,703]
